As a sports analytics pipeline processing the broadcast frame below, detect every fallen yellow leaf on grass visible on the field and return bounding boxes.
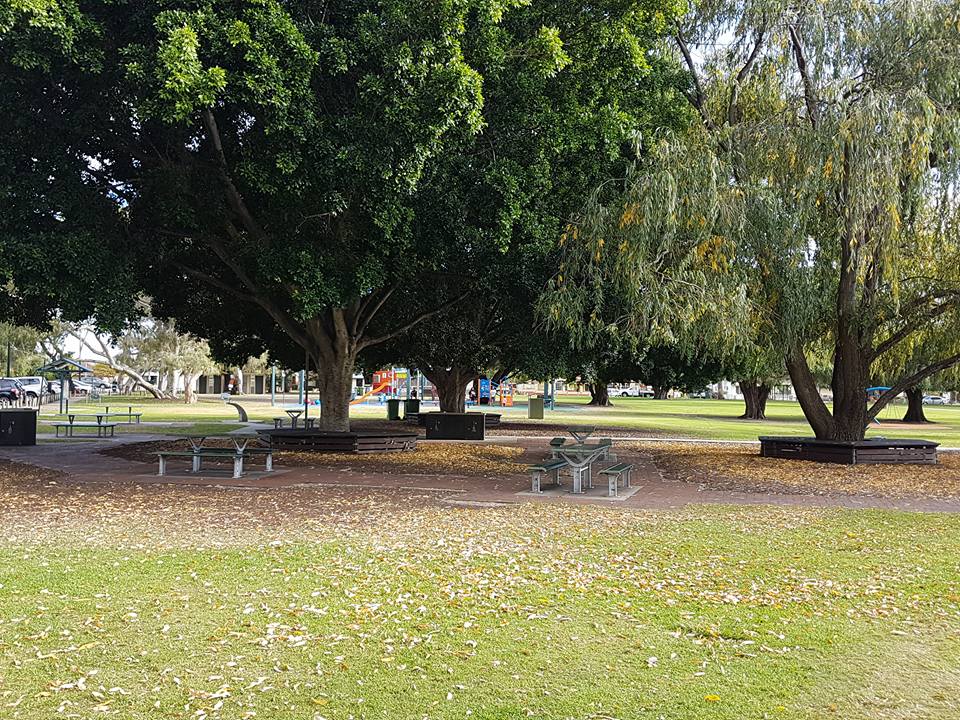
[704,694,721,702]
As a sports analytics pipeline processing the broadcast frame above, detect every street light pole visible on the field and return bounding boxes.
[5,339,10,376]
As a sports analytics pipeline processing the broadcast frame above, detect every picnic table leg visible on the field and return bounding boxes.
[192,453,201,473]
[265,452,273,472]
[625,469,632,488]
[572,468,583,494]
[158,455,166,476]
[233,455,243,479]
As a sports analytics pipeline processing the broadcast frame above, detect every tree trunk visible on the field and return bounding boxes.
[182,373,198,404]
[901,386,930,423]
[587,383,612,406]
[314,347,355,432]
[738,380,770,420]
[653,385,670,399]
[785,345,836,439]
[785,344,868,440]
[422,366,473,413]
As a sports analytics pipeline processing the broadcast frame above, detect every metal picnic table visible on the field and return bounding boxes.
[187,435,250,453]
[558,442,609,494]
[284,409,304,428]
[102,405,142,423]
[157,435,271,478]
[568,425,596,444]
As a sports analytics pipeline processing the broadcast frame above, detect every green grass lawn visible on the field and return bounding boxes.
[536,396,960,444]
[33,393,960,446]
[1,502,958,719]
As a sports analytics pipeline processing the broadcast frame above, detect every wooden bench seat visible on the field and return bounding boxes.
[599,462,633,497]
[529,458,567,493]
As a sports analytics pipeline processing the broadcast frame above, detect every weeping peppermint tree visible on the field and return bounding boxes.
[548,0,960,441]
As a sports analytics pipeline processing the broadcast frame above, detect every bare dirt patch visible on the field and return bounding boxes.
[643,442,960,499]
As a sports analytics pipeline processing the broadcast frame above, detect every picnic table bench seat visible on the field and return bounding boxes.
[529,458,567,493]
[60,412,143,424]
[598,462,633,497]
[53,422,117,438]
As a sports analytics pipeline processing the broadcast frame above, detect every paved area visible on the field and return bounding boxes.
[3,434,960,513]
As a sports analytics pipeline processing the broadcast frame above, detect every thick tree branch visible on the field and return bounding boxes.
[868,352,960,420]
[359,289,473,350]
[675,28,716,132]
[789,25,820,128]
[356,284,399,340]
[201,109,269,244]
[872,299,959,359]
[173,262,312,350]
[728,29,766,127]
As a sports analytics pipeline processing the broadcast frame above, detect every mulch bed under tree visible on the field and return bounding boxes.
[101,439,527,477]
[641,442,960,499]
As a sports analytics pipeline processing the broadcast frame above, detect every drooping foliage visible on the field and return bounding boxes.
[547,0,960,440]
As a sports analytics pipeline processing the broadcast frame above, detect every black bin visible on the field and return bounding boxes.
[424,412,485,440]
[0,408,38,446]
[403,399,420,417]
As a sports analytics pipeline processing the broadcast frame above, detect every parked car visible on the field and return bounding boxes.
[70,378,94,394]
[0,378,25,406]
[607,386,654,398]
[14,376,45,400]
[923,395,947,405]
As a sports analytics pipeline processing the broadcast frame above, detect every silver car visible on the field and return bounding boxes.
[14,376,45,399]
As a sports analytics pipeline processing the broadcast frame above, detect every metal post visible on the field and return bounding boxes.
[270,365,276,406]
[405,368,411,400]
[5,339,10,376]
[303,349,309,420]
[298,369,304,405]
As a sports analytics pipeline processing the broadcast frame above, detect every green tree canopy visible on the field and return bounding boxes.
[1,0,685,430]
[547,0,960,440]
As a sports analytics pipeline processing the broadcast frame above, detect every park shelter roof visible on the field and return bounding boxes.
[36,357,93,375]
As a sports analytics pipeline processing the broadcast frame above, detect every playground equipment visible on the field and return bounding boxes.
[866,386,898,423]
[351,379,391,405]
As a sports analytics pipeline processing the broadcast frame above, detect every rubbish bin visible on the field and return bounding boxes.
[0,408,38,446]
[403,399,420,418]
[528,396,544,420]
[386,398,402,421]
[424,412,485,440]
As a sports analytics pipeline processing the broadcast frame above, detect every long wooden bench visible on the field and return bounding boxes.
[258,429,417,454]
[759,436,938,465]
[53,422,117,438]
[599,462,633,497]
